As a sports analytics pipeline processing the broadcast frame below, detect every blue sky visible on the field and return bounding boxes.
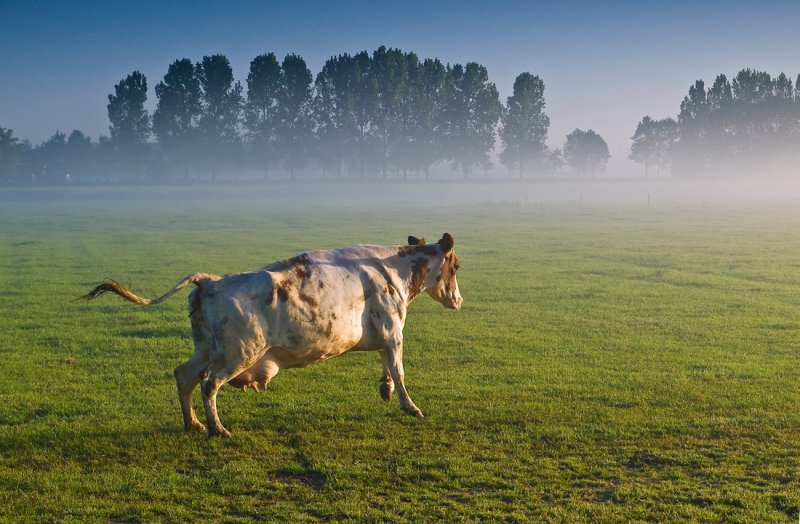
[2,0,799,172]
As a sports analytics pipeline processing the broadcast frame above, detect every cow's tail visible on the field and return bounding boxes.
[81,272,222,306]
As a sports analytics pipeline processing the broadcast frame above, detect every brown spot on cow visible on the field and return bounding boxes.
[409,257,430,299]
[397,245,414,257]
[398,244,438,258]
[298,292,319,321]
[288,253,311,267]
[276,281,290,302]
[295,266,307,279]
[298,292,318,308]
[318,281,325,290]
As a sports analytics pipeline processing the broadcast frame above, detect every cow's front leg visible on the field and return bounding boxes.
[379,350,395,401]
[383,336,423,418]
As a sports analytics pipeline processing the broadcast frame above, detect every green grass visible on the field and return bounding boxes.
[1,198,799,522]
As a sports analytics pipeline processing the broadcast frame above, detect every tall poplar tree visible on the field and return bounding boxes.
[313,53,360,176]
[107,70,150,178]
[245,53,282,177]
[153,58,202,177]
[369,46,408,177]
[197,54,243,178]
[500,72,550,177]
[277,53,312,178]
[443,62,501,177]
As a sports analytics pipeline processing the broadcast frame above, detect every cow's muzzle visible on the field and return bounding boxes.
[448,296,463,310]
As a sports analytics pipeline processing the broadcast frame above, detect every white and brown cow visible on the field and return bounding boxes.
[83,233,462,436]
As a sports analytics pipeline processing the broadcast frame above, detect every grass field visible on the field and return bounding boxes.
[0,194,799,522]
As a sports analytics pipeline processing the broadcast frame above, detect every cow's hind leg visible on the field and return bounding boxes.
[178,289,212,432]
[201,371,231,437]
[201,351,269,437]
[174,349,209,432]
[379,350,395,401]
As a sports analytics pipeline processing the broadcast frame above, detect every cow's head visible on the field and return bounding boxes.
[408,233,462,310]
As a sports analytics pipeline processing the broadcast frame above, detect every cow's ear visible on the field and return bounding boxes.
[438,233,454,253]
[408,236,421,245]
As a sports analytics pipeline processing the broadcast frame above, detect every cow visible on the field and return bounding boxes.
[82,233,462,437]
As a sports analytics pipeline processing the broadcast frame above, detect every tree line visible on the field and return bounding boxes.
[0,46,613,183]
[630,69,800,176]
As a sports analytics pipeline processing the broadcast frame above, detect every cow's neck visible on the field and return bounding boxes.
[387,248,438,304]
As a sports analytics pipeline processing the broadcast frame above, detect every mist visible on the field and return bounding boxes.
[3,46,800,200]
[3,4,800,211]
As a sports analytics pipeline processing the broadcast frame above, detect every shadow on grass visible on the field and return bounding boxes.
[271,432,328,491]
[116,327,189,339]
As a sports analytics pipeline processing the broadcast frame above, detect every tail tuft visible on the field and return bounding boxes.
[80,273,221,307]
[81,279,121,300]
[80,279,151,305]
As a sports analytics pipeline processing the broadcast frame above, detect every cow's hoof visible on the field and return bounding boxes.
[208,426,232,438]
[379,379,393,402]
[403,407,424,418]
[185,420,206,433]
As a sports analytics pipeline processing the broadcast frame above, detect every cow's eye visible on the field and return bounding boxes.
[454,263,460,271]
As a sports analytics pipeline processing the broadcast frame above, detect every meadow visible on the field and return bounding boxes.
[0,189,798,522]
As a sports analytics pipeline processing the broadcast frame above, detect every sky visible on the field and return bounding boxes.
[2,0,800,174]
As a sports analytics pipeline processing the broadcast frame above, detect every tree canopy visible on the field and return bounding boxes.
[0,127,20,181]
[107,71,149,168]
[444,62,502,177]
[632,68,800,176]
[153,58,203,176]
[564,129,610,176]
[629,116,678,176]
[245,53,282,176]
[499,73,550,177]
